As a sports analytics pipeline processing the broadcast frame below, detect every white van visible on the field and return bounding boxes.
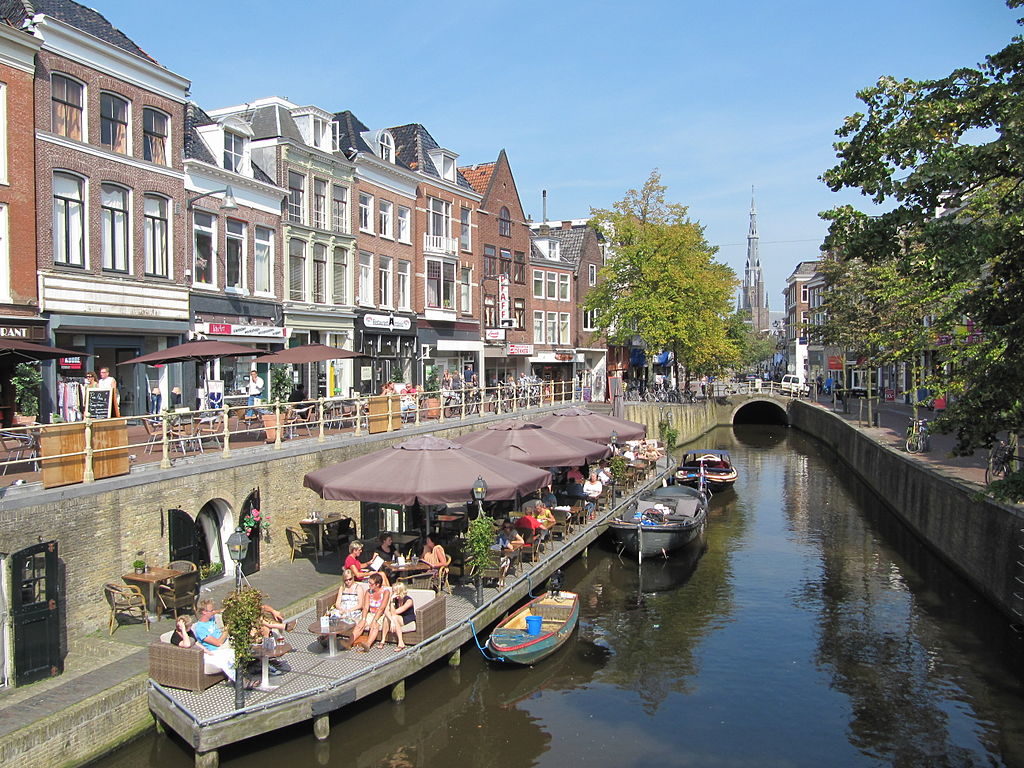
[780,374,803,396]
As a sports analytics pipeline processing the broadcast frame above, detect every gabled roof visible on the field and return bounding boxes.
[1,0,158,63]
[459,162,495,196]
[332,110,373,156]
[243,103,304,143]
[534,226,586,266]
[185,102,276,185]
[389,123,474,191]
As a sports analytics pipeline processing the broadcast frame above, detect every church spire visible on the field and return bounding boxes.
[739,187,770,330]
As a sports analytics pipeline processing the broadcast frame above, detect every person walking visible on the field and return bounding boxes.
[246,369,265,418]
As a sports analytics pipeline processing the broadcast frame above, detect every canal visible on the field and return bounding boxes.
[102,424,1024,767]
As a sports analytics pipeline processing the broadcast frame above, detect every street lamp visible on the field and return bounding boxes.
[471,476,488,604]
[226,525,249,709]
[610,430,618,451]
[186,185,238,211]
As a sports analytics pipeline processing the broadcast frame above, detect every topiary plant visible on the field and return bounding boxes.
[221,585,265,669]
[13,362,41,416]
[465,514,496,605]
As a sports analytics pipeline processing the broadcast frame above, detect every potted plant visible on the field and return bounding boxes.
[221,586,265,689]
[465,515,496,605]
[132,559,146,574]
[609,456,628,495]
[422,367,441,420]
[199,562,224,582]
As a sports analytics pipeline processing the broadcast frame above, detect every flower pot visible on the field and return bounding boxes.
[423,397,441,420]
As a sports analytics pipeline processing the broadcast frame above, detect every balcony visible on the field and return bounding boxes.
[423,233,457,255]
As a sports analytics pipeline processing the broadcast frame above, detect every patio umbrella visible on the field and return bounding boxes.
[253,343,361,364]
[453,419,611,468]
[118,339,257,366]
[303,435,552,506]
[0,338,91,361]
[534,406,646,444]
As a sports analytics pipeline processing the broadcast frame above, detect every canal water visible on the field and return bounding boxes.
[104,425,1024,767]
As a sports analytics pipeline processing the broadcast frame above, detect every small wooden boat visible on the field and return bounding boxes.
[487,591,580,665]
[675,449,737,491]
[608,488,708,561]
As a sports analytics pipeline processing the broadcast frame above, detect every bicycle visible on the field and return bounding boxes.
[905,418,930,453]
[986,437,1020,485]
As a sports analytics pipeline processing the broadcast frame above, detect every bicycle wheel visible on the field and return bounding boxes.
[986,452,1007,484]
[906,435,920,453]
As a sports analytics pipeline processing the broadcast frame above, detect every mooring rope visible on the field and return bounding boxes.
[468,617,504,661]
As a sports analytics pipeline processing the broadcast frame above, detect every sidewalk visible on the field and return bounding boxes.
[803,393,990,489]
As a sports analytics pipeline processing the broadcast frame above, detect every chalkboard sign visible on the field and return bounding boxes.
[86,388,112,419]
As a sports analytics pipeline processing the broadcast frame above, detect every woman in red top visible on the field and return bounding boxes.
[344,541,369,581]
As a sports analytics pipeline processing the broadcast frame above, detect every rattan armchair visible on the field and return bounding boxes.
[286,526,318,563]
[148,633,225,691]
[156,570,199,620]
[104,582,150,635]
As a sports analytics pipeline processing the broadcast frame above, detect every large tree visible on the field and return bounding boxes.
[819,1,1024,497]
[586,171,738,383]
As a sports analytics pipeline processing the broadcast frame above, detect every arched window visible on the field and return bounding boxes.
[379,131,394,163]
[100,93,129,153]
[499,206,511,237]
[53,172,85,267]
[100,183,129,272]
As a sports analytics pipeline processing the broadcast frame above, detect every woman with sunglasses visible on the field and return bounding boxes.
[353,573,391,651]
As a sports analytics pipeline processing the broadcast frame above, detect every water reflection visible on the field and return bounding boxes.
[99,424,1024,767]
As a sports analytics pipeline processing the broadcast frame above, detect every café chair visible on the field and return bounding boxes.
[431,565,452,595]
[104,582,150,635]
[166,560,197,573]
[286,526,318,563]
[156,570,200,620]
[514,523,541,562]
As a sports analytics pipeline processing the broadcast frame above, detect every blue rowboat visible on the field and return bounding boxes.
[487,591,579,665]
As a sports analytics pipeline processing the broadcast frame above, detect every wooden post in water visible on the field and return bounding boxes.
[448,647,461,667]
[313,713,330,741]
[195,749,219,768]
[391,679,405,702]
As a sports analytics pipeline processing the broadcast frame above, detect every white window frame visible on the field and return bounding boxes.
[583,308,597,331]
[460,266,472,314]
[0,83,8,184]
[377,255,393,307]
[559,312,570,344]
[533,311,544,344]
[224,130,246,173]
[546,271,557,300]
[378,200,394,239]
[427,197,451,238]
[0,205,8,302]
[359,193,374,233]
[254,226,273,294]
[287,171,305,224]
[425,257,456,309]
[379,131,394,162]
[547,312,557,345]
[397,259,411,310]
[589,263,597,286]
[558,273,570,302]
[358,252,373,306]
[193,211,216,286]
[331,185,349,233]
[549,240,560,260]
[313,243,328,303]
[100,183,130,273]
[53,172,86,268]
[313,178,327,229]
[460,206,472,252]
[289,237,306,301]
[533,269,544,299]
[397,206,411,244]
[225,218,246,292]
[332,247,348,305]
[144,195,170,278]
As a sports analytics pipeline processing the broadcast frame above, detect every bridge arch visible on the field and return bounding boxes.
[730,397,789,426]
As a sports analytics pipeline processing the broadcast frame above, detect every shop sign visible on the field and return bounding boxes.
[827,356,844,370]
[59,356,84,370]
[498,274,511,326]
[507,343,533,355]
[204,323,287,338]
[0,326,28,337]
[363,313,412,331]
[485,329,506,341]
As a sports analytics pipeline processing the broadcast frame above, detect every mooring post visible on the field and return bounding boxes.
[391,679,406,702]
[195,749,219,768]
[448,647,461,667]
[313,713,330,741]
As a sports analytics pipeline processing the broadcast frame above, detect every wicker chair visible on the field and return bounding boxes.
[104,582,150,635]
[430,565,452,595]
[514,523,542,562]
[286,526,318,563]
[156,570,200,620]
[149,633,226,692]
[166,560,197,573]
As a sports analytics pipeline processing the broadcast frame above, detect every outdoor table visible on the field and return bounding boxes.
[299,516,343,556]
[390,532,421,552]
[385,561,433,584]
[122,567,181,619]
[251,640,292,691]
[308,619,355,657]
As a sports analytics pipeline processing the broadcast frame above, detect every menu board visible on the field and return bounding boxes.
[86,387,112,419]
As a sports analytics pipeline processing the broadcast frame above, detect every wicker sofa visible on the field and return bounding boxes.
[148,630,226,692]
[314,586,446,646]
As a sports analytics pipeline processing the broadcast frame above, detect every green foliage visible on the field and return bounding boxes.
[199,562,224,581]
[659,420,679,450]
[819,4,1024,484]
[424,366,440,395]
[609,455,628,485]
[726,313,779,370]
[464,515,495,577]
[585,171,739,378]
[269,366,291,404]
[132,559,145,570]
[222,586,264,668]
[12,362,41,416]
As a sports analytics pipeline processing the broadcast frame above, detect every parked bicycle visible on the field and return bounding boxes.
[986,437,1020,485]
[905,418,930,453]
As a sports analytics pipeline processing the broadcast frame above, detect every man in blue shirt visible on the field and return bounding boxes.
[193,600,236,682]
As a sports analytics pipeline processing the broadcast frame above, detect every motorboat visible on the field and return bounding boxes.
[675,449,737,491]
[607,486,708,561]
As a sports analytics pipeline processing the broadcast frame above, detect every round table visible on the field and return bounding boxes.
[308,619,355,657]
[251,640,292,691]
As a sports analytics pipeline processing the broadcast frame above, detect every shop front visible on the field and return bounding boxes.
[284,306,357,398]
[418,322,483,393]
[577,347,608,402]
[192,320,288,406]
[529,348,580,386]
[355,311,417,395]
[0,317,50,425]
[483,331,529,386]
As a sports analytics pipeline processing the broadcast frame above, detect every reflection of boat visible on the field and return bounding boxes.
[607,488,708,560]
[611,536,706,593]
[488,591,580,665]
[675,449,737,491]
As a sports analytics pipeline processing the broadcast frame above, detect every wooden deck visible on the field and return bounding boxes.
[149,461,670,763]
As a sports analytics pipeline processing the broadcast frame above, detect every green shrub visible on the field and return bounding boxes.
[13,362,41,416]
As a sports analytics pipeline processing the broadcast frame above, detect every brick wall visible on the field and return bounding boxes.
[0,58,37,308]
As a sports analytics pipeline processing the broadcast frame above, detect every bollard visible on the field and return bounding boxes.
[313,713,330,741]
[391,679,406,702]
[448,647,461,667]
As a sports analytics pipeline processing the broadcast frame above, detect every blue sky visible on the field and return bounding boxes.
[97,0,1019,304]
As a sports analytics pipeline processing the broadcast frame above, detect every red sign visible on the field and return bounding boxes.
[827,356,844,370]
[507,344,533,355]
[59,357,84,370]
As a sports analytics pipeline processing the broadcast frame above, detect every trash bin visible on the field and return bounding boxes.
[525,615,543,635]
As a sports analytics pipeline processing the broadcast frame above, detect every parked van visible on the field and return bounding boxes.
[780,374,803,396]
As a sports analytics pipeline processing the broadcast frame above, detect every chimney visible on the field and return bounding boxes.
[561,220,572,230]
[542,189,547,223]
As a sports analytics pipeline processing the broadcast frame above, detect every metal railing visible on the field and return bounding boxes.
[0,380,580,485]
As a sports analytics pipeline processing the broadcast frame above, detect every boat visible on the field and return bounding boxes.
[487,591,580,665]
[675,449,737,491]
[607,486,708,561]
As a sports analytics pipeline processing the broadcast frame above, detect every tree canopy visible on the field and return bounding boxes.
[586,171,739,378]
[819,1,1024,496]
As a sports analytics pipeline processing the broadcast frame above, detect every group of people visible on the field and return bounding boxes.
[169,598,296,684]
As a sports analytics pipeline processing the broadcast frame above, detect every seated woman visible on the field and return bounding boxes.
[170,615,195,647]
[421,534,451,570]
[333,567,367,625]
[344,540,370,581]
[367,533,399,566]
[493,520,523,551]
[383,582,416,651]
[353,573,391,651]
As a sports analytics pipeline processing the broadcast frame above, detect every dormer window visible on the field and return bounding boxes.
[440,154,455,181]
[549,240,560,260]
[224,131,245,173]
[379,131,394,163]
[313,117,328,150]
[331,121,341,152]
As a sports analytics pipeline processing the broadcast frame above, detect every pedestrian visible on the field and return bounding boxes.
[246,369,264,417]
[97,366,120,417]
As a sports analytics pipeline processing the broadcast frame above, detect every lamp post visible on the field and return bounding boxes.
[226,526,250,709]
[610,430,618,452]
[471,476,488,605]
[186,185,238,212]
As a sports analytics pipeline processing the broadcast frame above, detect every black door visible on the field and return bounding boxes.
[167,508,199,565]
[240,490,261,575]
[12,541,62,686]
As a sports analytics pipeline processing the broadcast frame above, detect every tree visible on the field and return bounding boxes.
[725,313,779,372]
[819,2,1024,499]
[586,171,739,383]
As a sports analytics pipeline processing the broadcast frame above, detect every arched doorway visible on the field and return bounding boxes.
[239,488,261,575]
[168,500,237,580]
